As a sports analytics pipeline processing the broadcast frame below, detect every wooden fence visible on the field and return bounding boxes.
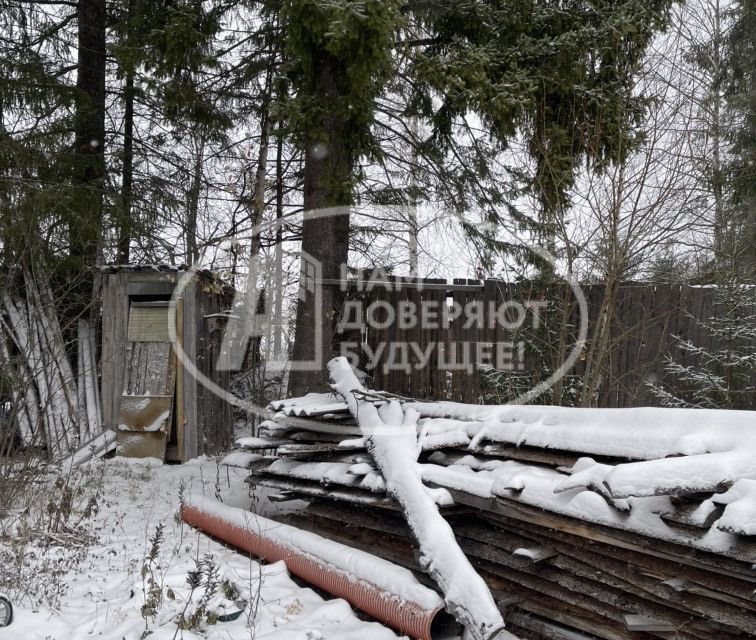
[331,278,746,407]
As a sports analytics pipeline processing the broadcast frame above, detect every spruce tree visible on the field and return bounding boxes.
[284,0,678,393]
[650,281,755,410]
[285,0,404,394]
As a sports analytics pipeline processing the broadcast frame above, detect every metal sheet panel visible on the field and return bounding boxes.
[116,431,168,460]
[118,395,172,432]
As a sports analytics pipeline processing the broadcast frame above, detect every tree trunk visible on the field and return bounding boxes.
[273,129,285,360]
[118,64,134,264]
[580,277,619,406]
[186,134,205,264]
[247,91,272,370]
[581,151,628,407]
[408,205,418,277]
[711,0,727,266]
[288,52,353,396]
[550,282,573,405]
[247,59,274,260]
[408,117,419,277]
[71,0,106,293]
[747,3,756,280]
[66,0,106,436]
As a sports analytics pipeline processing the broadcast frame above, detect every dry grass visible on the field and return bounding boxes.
[0,456,107,609]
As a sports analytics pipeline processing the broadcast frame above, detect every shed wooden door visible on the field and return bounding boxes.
[116,302,176,459]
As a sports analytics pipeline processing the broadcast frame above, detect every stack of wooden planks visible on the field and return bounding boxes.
[226,393,756,640]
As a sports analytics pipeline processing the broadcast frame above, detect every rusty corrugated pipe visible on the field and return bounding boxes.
[181,502,460,640]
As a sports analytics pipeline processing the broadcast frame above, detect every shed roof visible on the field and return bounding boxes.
[101,263,234,295]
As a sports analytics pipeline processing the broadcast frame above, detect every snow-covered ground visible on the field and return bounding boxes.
[0,456,400,640]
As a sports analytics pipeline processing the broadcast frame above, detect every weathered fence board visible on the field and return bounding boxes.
[333,279,751,407]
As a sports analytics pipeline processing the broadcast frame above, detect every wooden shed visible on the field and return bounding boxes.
[100,265,234,462]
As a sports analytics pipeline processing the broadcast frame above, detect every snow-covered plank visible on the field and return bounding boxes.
[452,486,755,578]
[320,412,356,421]
[256,458,387,494]
[221,451,263,468]
[407,402,756,461]
[348,462,375,476]
[420,464,495,499]
[268,392,343,412]
[287,402,351,417]
[712,480,756,536]
[270,415,362,437]
[328,357,516,640]
[419,431,471,451]
[554,459,613,496]
[252,477,397,509]
[276,440,366,456]
[603,451,755,499]
[426,451,509,473]
[235,436,288,450]
[59,429,117,471]
[511,546,558,563]
[262,458,360,487]
[477,443,581,469]
[658,500,724,530]
[267,491,297,502]
[484,461,750,556]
